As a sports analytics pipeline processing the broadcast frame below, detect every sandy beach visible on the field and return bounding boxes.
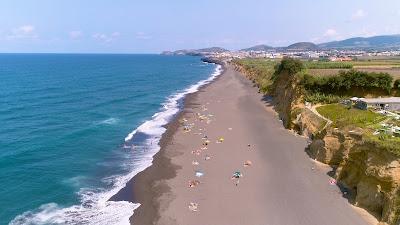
[124,63,377,225]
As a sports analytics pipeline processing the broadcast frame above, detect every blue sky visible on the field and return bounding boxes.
[1,0,400,53]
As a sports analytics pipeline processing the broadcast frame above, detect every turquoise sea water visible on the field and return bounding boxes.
[0,54,220,224]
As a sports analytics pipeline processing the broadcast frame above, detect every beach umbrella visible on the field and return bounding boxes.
[232,171,243,179]
[195,171,204,177]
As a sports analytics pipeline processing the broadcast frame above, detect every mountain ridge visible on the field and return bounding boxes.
[162,34,400,55]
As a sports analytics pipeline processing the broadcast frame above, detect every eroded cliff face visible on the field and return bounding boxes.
[337,142,400,224]
[304,123,400,225]
[270,72,304,129]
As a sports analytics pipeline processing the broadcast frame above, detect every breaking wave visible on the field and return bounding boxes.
[10,63,223,225]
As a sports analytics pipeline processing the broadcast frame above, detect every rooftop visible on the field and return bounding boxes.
[360,97,400,104]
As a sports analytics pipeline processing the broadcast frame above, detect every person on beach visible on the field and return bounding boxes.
[231,171,243,186]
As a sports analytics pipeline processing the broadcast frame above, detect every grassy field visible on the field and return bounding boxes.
[308,68,400,79]
[352,59,400,67]
[303,61,353,69]
[316,104,385,128]
[305,59,400,78]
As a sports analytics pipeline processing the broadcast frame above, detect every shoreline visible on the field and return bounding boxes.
[110,61,226,225]
[117,60,376,225]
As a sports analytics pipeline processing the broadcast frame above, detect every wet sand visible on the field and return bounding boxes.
[122,64,377,225]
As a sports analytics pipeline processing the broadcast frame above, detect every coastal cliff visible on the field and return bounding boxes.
[307,126,400,225]
[269,70,304,129]
[233,60,400,225]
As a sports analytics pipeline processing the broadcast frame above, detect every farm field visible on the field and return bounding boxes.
[308,68,400,78]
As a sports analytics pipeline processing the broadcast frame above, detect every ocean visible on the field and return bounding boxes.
[0,54,221,225]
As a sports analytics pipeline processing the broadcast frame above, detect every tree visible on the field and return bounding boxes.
[274,57,304,77]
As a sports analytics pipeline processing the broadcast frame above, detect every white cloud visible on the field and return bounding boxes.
[18,25,35,33]
[351,9,367,20]
[135,32,152,40]
[324,29,338,37]
[92,32,120,43]
[272,39,289,46]
[358,28,377,37]
[69,31,82,39]
[6,25,38,40]
[384,25,400,34]
[311,28,342,43]
[311,29,338,42]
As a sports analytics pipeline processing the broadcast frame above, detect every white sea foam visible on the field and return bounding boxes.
[99,117,119,125]
[9,63,223,225]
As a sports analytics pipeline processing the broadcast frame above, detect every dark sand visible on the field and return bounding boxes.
[115,64,377,225]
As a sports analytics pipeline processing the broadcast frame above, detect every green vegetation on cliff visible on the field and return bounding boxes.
[301,67,393,103]
[303,70,393,92]
[316,104,385,128]
[235,58,398,104]
[364,133,400,156]
[273,57,303,77]
[316,104,400,157]
[233,59,277,93]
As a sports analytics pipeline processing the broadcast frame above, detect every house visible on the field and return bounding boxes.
[355,97,400,111]
[329,56,352,62]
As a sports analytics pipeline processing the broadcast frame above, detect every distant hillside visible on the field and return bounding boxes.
[196,47,229,53]
[286,42,319,51]
[162,34,400,56]
[241,44,275,52]
[161,47,229,56]
[319,34,400,49]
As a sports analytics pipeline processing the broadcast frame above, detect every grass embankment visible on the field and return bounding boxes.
[233,59,277,93]
[317,104,400,156]
[316,104,385,128]
[364,133,400,156]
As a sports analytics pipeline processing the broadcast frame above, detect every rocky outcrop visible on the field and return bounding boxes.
[200,57,222,65]
[296,108,326,137]
[336,141,400,224]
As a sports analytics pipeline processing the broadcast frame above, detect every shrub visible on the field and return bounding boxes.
[394,79,400,90]
[304,92,343,104]
[301,69,393,94]
[274,57,304,78]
